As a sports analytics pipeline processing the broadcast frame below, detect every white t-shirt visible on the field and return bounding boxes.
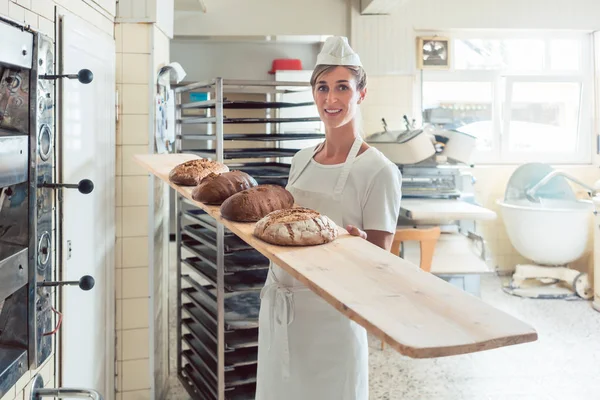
[287,146,402,233]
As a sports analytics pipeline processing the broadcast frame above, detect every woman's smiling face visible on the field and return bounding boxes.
[313,66,366,130]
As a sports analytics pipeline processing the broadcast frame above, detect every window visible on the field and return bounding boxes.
[421,33,593,164]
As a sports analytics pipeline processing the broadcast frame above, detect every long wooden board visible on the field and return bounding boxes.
[135,153,537,358]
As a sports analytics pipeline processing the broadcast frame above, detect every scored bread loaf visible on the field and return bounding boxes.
[253,207,338,246]
[192,171,258,205]
[220,184,294,222]
[168,159,229,186]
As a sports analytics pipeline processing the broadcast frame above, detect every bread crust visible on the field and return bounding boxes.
[168,159,229,186]
[220,185,294,222]
[191,170,258,204]
[253,207,338,246]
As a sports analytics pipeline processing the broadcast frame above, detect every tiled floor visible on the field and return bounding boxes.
[165,242,600,399]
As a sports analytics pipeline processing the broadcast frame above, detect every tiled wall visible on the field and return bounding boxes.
[115,21,152,399]
[362,75,598,276]
[115,20,172,400]
[0,1,114,399]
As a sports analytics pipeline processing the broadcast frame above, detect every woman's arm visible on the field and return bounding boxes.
[347,162,402,252]
[365,230,394,251]
[346,226,395,252]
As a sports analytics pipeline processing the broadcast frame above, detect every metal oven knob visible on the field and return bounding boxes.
[38,275,95,291]
[37,231,51,270]
[39,68,94,84]
[41,179,94,194]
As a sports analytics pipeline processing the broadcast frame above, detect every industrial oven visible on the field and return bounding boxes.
[0,16,100,399]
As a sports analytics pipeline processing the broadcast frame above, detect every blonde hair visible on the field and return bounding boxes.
[310,65,368,137]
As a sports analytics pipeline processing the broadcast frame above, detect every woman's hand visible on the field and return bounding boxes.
[346,225,367,240]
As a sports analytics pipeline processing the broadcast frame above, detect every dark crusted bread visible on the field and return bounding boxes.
[253,207,338,246]
[220,184,294,222]
[191,171,258,205]
[168,159,229,186]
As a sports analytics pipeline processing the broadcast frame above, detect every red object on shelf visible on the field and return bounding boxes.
[268,59,303,74]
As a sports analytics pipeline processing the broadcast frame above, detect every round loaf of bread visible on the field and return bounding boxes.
[192,170,258,205]
[220,184,294,222]
[169,159,229,186]
[253,207,338,246]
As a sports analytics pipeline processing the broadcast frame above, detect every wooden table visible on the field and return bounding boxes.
[400,198,497,222]
[135,153,537,359]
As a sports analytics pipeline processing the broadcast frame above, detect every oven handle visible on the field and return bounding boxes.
[33,388,103,400]
[29,374,103,400]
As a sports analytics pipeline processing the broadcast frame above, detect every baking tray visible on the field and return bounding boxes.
[182,305,259,349]
[181,133,324,141]
[182,224,253,253]
[181,283,259,330]
[182,278,260,328]
[181,100,315,109]
[181,364,257,400]
[180,366,216,400]
[183,349,257,388]
[188,147,300,160]
[183,331,257,371]
[181,242,270,273]
[180,116,321,124]
[182,208,220,232]
[228,161,291,179]
[182,319,258,366]
[183,257,267,292]
[182,358,218,399]
[184,332,258,368]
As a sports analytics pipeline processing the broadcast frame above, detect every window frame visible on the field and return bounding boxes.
[419,31,594,165]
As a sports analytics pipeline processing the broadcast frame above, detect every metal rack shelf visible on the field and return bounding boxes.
[175,77,321,399]
[179,133,324,141]
[179,116,321,125]
[180,99,314,110]
[186,147,300,160]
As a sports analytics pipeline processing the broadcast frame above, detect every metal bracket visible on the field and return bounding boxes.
[467,231,490,261]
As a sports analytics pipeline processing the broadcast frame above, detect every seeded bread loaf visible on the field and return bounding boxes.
[191,171,258,205]
[220,185,294,222]
[168,159,229,186]
[253,207,338,246]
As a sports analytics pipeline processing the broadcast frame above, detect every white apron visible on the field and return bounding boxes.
[255,137,368,400]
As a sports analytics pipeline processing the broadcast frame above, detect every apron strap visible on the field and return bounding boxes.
[289,137,363,190]
[332,137,363,196]
[288,142,323,187]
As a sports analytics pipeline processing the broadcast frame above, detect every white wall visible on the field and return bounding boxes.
[350,0,600,76]
[174,0,349,37]
[171,39,320,81]
[404,0,600,30]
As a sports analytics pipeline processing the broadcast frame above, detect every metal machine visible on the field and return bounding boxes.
[367,122,497,294]
[0,17,101,399]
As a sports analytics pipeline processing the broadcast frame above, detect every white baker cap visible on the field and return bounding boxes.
[315,36,362,67]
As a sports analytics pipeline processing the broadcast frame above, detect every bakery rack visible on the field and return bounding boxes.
[172,78,323,400]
